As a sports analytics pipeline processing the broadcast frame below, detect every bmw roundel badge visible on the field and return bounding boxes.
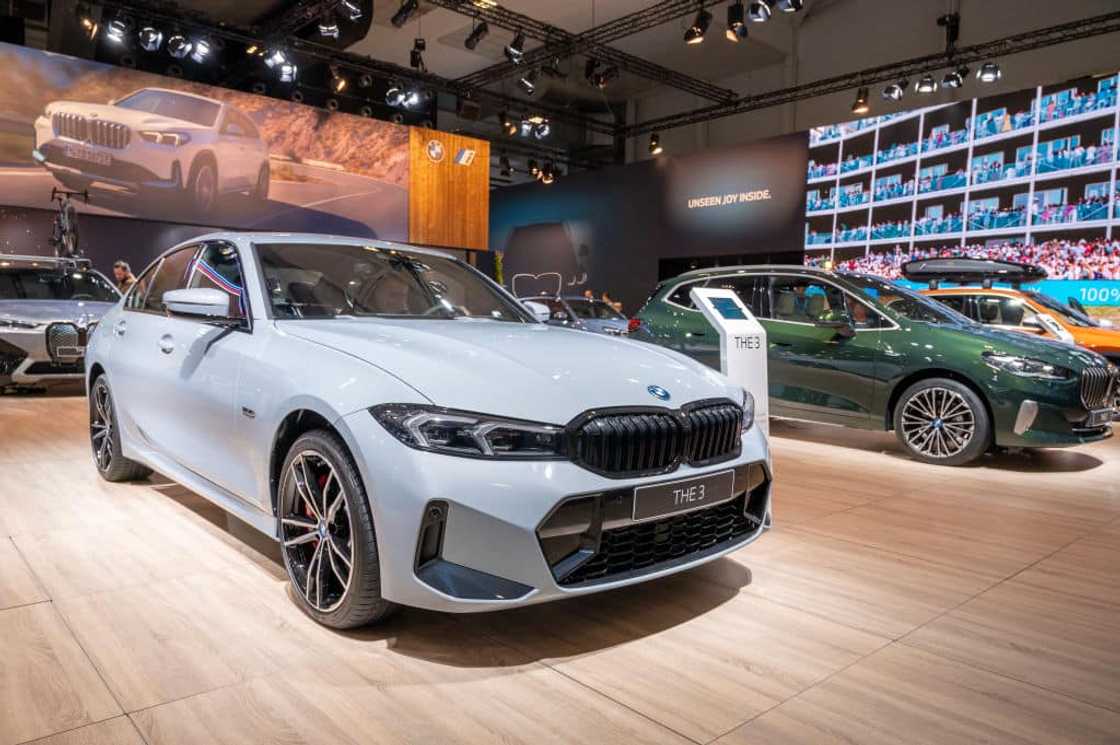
[647,385,671,401]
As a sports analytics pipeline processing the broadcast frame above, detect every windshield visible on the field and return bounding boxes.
[566,299,624,320]
[257,242,532,322]
[1022,291,1094,328]
[842,273,971,325]
[0,268,119,302]
[114,89,220,127]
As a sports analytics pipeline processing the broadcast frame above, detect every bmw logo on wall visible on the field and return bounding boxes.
[647,385,671,401]
[425,139,445,163]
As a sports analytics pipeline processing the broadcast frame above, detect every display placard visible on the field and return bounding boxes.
[690,287,769,436]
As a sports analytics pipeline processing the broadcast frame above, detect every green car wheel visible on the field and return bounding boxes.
[893,378,991,466]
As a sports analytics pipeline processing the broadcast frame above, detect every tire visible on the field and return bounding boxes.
[251,163,269,201]
[893,377,991,466]
[186,156,218,214]
[278,429,396,628]
[89,376,152,482]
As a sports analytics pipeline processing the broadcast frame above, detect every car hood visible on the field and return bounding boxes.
[935,319,1108,370]
[47,101,209,131]
[279,318,737,423]
[0,299,115,324]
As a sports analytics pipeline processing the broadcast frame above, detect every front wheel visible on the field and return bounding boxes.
[186,157,218,214]
[893,378,991,466]
[89,376,152,482]
[278,430,396,628]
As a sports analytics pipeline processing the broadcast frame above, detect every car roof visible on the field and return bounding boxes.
[126,87,225,106]
[924,286,1026,297]
[162,232,464,262]
[666,264,840,284]
[0,255,90,269]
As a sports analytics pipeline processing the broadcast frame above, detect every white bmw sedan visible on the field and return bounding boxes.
[86,233,771,628]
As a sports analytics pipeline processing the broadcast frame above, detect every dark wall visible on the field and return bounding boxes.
[488,131,809,312]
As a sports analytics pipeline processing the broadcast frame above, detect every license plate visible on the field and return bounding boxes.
[632,470,735,522]
[1086,408,1113,427]
[64,143,111,166]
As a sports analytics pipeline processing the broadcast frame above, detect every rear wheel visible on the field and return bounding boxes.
[893,378,991,466]
[278,430,395,628]
[251,163,269,201]
[89,376,152,482]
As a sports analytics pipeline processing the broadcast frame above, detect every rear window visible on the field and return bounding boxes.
[567,299,624,320]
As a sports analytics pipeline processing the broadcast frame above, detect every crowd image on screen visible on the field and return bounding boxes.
[922,128,969,153]
[804,238,1120,280]
[1040,83,1118,125]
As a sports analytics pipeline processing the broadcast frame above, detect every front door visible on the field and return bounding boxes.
[763,275,881,425]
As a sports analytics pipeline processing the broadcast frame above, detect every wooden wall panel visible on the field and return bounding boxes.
[408,128,490,250]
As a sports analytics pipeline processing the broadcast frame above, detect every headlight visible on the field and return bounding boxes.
[982,352,1071,381]
[0,319,41,330]
[371,404,565,459]
[741,390,756,433]
[139,130,190,146]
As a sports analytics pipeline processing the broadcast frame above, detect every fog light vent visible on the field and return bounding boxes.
[415,500,448,569]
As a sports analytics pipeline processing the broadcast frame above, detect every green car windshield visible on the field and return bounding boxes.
[842,273,972,325]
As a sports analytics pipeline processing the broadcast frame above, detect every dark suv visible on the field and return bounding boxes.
[630,265,1115,465]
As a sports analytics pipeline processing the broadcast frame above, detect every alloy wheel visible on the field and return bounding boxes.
[900,386,975,459]
[194,165,217,212]
[280,450,354,613]
[90,382,114,472]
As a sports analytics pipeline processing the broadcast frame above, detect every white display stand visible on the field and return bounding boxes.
[690,287,769,436]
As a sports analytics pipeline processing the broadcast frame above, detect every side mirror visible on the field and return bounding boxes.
[522,300,551,323]
[815,319,856,338]
[163,288,238,322]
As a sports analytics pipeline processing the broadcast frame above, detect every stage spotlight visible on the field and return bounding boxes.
[329,66,348,93]
[505,30,526,64]
[359,105,373,117]
[318,11,340,38]
[340,0,363,21]
[776,0,803,11]
[649,132,663,155]
[540,56,564,78]
[358,74,373,88]
[138,27,163,52]
[251,81,268,94]
[851,87,870,115]
[391,0,419,28]
[404,88,429,109]
[465,21,489,50]
[385,82,406,106]
[325,98,340,111]
[540,161,556,185]
[942,65,968,89]
[726,1,747,41]
[915,74,938,94]
[166,34,192,59]
[748,1,772,22]
[105,15,133,44]
[527,115,550,139]
[499,111,518,136]
[518,68,538,96]
[410,38,426,71]
[882,79,907,101]
[263,48,287,68]
[527,159,539,177]
[189,38,212,64]
[684,9,712,44]
[977,61,1001,83]
[498,154,512,178]
[278,62,298,83]
[291,89,304,103]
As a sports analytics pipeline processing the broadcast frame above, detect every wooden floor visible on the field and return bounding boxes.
[2,392,1119,745]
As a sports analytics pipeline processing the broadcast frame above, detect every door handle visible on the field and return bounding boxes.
[158,334,175,354]
[114,320,127,337]
[771,341,793,347]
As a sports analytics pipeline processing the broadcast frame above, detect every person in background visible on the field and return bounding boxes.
[112,261,136,293]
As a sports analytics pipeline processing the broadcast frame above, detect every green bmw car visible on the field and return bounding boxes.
[630,266,1116,465]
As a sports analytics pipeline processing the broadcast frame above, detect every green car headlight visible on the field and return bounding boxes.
[739,389,756,433]
[982,352,1072,381]
[371,404,566,459]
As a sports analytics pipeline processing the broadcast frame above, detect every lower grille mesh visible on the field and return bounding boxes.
[558,495,755,586]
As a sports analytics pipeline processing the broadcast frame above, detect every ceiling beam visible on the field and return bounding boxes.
[427,0,736,103]
[622,9,1120,137]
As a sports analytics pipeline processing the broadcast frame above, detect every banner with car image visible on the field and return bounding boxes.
[0,42,486,247]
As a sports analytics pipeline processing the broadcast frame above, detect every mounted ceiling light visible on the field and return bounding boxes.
[942,65,969,89]
[358,74,373,88]
[189,37,213,64]
[340,0,364,21]
[75,3,98,39]
[465,21,489,51]
[386,81,406,107]
[977,61,1001,83]
[137,26,162,52]
[518,68,538,95]
[166,34,192,60]
[263,48,287,68]
[329,65,348,93]
[527,114,550,139]
[881,79,907,101]
[851,87,870,115]
[776,0,803,12]
[505,30,526,64]
[318,11,340,38]
[105,15,133,44]
[748,1,772,22]
[498,154,512,177]
[278,62,298,83]
[726,1,748,41]
[540,56,565,78]
[540,161,556,185]
[915,74,938,94]
[649,132,663,155]
[499,111,518,136]
[684,8,712,44]
[410,37,426,71]
[391,0,419,29]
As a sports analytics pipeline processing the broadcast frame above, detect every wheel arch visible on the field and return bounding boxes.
[268,407,355,518]
[86,361,105,392]
[188,149,218,178]
[884,368,994,433]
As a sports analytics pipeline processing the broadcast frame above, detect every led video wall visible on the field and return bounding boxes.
[804,72,1119,306]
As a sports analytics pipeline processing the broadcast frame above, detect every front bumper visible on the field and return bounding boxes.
[340,409,771,612]
[988,371,1113,448]
[0,327,84,385]
[33,138,182,191]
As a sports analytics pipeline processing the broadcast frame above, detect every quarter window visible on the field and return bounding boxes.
[666,280,707,309]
